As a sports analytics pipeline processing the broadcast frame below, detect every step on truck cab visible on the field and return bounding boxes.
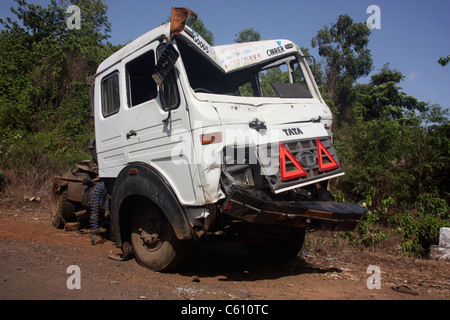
[50,19,366,272]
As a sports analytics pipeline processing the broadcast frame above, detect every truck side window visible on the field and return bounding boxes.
[126,50,158,107]
[291,61,308,87]
[238,81,254,97]
[259,64,289,97]
[157,44,180,112]
[257,60,312,98]
[102,72,120,117]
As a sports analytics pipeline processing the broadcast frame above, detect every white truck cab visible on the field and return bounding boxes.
[51,23,366,271]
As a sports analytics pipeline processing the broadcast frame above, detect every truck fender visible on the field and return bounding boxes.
[111,162,193,248]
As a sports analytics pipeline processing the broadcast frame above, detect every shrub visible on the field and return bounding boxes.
[341,195,393,248]
[389,193,450,258]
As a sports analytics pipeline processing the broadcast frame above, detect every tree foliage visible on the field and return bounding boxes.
[353,64,428,122]
[309,14,450,257]
[235,28,261,43]
[312,14,373,121]
[438,54,450,67]
[332,64,449,256]
[0,0,119,173]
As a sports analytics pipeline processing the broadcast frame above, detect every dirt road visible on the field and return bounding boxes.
[0,204,449,303]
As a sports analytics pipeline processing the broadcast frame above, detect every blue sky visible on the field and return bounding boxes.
[1,0,450,109]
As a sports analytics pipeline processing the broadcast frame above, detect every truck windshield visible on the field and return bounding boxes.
[176,38,313,99]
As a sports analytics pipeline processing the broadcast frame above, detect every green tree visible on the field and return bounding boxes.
[0,25,34,133]
[334,65,448,205]
[438,55,450,67]
[235,28,261,43]
[312,14,373,121]
[353,64,428,122]
[0,0,118,174]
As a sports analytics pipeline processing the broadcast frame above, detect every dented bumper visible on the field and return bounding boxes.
[220,187,366,231]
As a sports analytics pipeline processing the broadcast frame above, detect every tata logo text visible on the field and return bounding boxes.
[282,128,304,136]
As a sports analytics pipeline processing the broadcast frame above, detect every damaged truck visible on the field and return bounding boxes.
[50,15,366,272]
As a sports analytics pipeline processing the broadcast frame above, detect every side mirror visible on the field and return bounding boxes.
[152,43,180,87]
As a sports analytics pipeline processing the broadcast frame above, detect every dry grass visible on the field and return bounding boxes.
[0,165,58,211]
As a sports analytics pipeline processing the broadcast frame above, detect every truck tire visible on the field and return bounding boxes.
[246,228,306,264]
[50,182,76,229]
[130,199,192,272]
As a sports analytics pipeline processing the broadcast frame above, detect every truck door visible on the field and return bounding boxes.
[95,69,126,177]
[121,41,199,205]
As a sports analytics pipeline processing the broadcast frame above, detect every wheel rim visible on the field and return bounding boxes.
[134,207,166,252]
[129,199,193,272]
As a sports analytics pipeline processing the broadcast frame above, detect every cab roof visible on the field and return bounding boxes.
[96,23,302,76]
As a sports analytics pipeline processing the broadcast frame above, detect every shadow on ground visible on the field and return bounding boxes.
[175,241,341,282]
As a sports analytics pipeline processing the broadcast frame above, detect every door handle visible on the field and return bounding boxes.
[126,130,137,140]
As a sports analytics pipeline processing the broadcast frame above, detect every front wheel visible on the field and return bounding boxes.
[130,201,192,272]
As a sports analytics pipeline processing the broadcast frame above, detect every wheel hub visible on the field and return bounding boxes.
[138,220,160,248]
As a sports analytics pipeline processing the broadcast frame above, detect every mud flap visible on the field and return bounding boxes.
[220,187,366,231]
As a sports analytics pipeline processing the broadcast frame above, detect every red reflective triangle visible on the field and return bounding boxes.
[279,142,308,182]
[316,138,340,172]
